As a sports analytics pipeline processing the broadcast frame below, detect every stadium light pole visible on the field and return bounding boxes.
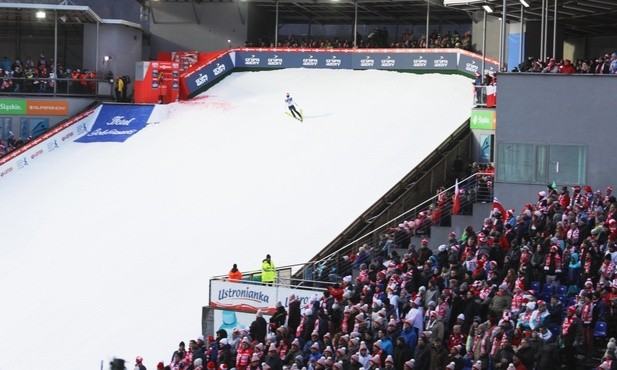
[540,0,545,60]
[426,0,430,48]
[519,0,528,66]
[353,0,358,47]
[552,0,557,58]
[54,9,58,95]
[482,8,487,82]
[274,0,279,47]
[499,0,507,71]
[543,0,548,58]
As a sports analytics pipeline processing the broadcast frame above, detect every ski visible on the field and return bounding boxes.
[285,111,303,122]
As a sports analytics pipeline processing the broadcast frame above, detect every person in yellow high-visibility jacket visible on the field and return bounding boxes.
[261,254,276,285]
[115,76,124,102]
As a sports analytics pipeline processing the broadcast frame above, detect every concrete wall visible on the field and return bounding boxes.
[83,23,142,86]
[493,73,617,210]
[147,2,249,57]
[471,14,504,62]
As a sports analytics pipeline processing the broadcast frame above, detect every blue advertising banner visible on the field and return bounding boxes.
[458,54,481,75]
[407,52,458,70]
[237,52,286,68]
[458,54,500,75]
[350,53,412,70]
[75,104,154,143]
[184,49,499,97]
[235,52,352,69]
[184,54,234,97]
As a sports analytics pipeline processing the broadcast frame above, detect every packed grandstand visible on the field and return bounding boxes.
[154,180,617,370]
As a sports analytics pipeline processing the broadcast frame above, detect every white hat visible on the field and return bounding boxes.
[457,313,465,321]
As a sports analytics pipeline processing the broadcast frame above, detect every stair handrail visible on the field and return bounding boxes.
[307,171,493,267]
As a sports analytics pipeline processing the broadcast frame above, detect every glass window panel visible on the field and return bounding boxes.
[548,145,587,185]
[537,145,547,184]
[496,142,536,183]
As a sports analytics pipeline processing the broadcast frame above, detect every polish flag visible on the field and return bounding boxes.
[492,197,508,218]
[452,179,461,215]
[486,85,497,108]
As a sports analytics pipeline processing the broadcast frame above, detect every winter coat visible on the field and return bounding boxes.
[489,294,512,316]
[287,300,301,333]
[429,346,449,370]
[218,345,234,369]
[262,259,276,283]
[534,342,560,370]
[413,344,430,370]
[250,317,268,344]
[270,306,287,329]
[401,327,418,353]
[265,354,284,370]
[393,342,412,370]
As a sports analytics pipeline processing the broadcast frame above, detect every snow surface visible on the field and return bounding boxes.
[0,68,471,370]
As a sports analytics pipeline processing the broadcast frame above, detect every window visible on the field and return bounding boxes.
[496,142,586,185]
[548,145,587,185]
[496,143,536,183]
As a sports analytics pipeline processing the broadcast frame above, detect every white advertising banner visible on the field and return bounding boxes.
[209,280,324,315]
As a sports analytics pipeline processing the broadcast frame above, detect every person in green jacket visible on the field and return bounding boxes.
[262,254,276,285]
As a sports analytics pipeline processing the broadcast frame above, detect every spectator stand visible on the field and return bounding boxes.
[192,182,617,370]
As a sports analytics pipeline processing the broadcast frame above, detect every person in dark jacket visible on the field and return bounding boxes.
[413,335,430,370]
[429,339,448,370]
[270,301,287,330]
[560,306,583,370]
[135,356,146,370]
[218,338,234,370]
[493,337,515,370]
[171,341,186,363]
[284,339,303,365]
[265,343,284,370]
[250,310,268,344]
[535,340,560,370]
[547,295,563,324]
[393,337,412,370]
[287,295,302,337]
[514,338,535,370]
[190,339,206,366]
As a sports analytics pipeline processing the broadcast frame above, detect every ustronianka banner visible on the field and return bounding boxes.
[75,104,154,143]
[209,280,324,315]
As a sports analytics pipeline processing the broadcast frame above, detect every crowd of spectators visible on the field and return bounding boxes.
[0,54,100,94]
[514,53,617,74]
[0,131,28,158]
[146,180,617,370]
[248,30,473,51]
